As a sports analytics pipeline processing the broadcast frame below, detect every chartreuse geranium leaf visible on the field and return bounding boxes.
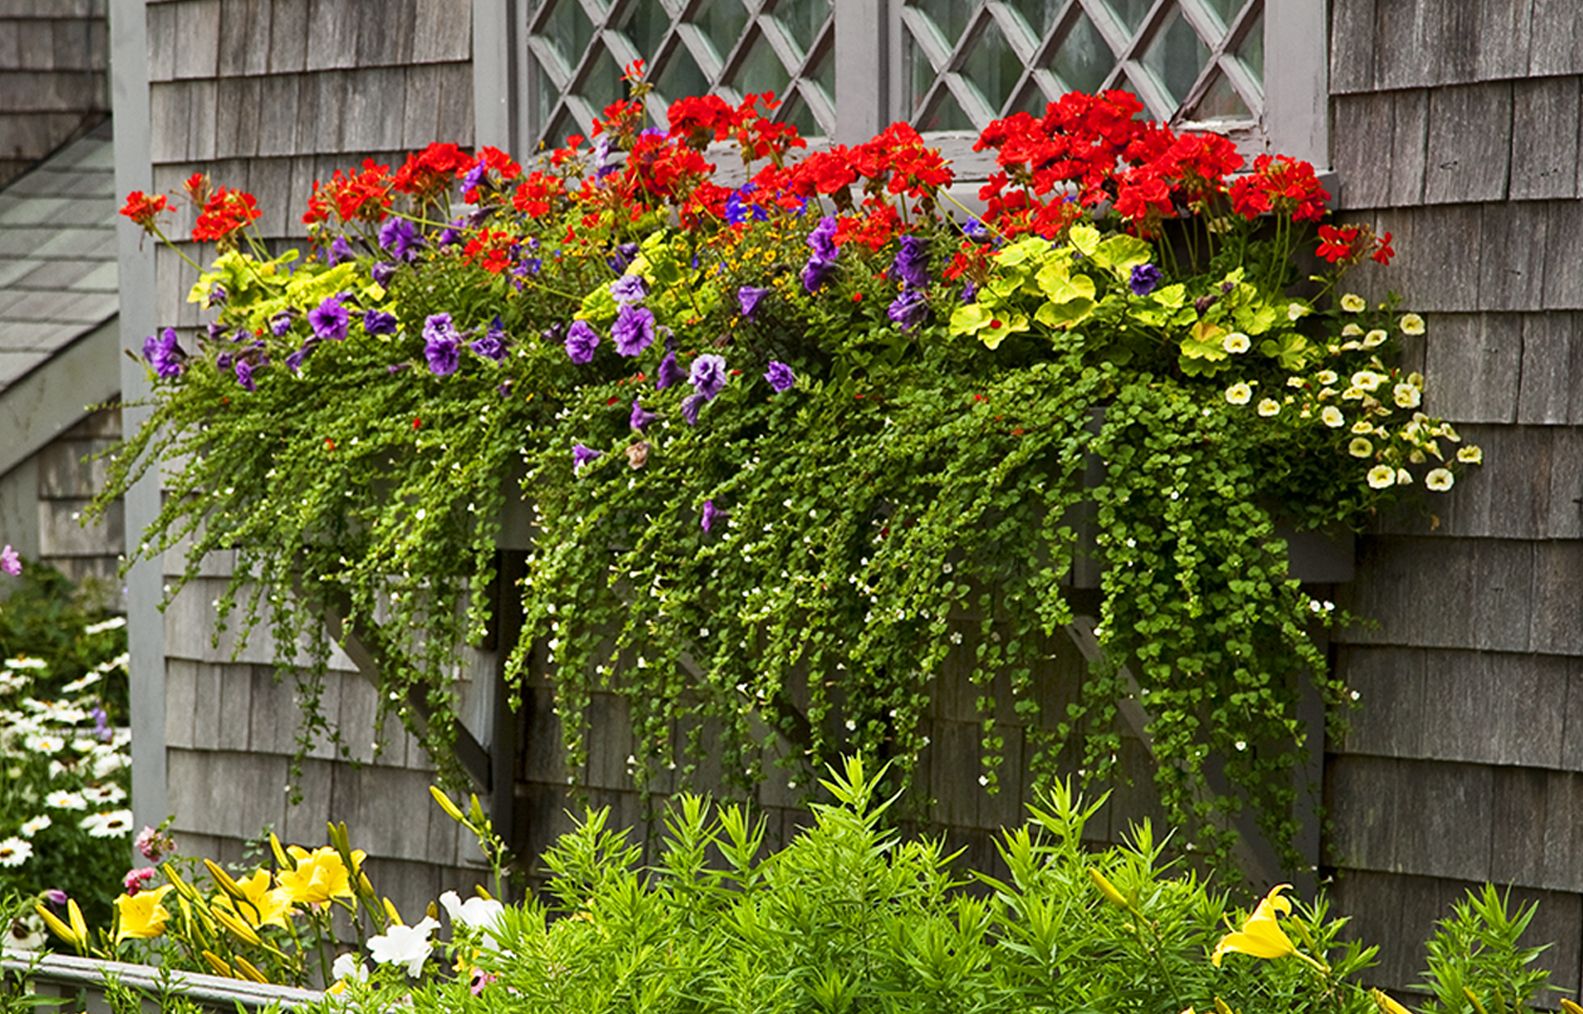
[1036,297,1095,331]
[1093,234,1151,275]
[995,236,1048,268]
[1178,319,1229,375]
[1233,299,1280,336]
[979,312,1029,350]
[949,302,992,338]
[1258,331,1314,371]
[579,284,619,326]
[1068,222,1101,257]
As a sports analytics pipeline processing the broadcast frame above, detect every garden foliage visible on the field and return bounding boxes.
[102,70,1481,859]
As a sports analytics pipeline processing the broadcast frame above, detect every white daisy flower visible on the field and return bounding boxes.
[1367,465,1397,489]
[24,734,64,755]
[0,837,31,868]
[19,814,50,837]
[3,658,46,671]
[80,809,134,839]
[83,784,126,805]
[61,673,101,694]
[1321,406,1345,428]
[1426,468,1454,491]
[44,790,86,811]
[83,616,127,635]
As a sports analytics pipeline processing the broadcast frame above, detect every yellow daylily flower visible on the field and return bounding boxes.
[1370,988,1412,1013]
[1211,883,1303,967]
[35,899,87,948]
[213,869,294,929]
[1558,999,1583,1014]
[278,845,364,904]
[114,885,174,943]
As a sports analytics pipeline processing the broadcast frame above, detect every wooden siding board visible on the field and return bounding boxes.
[217,0,271,78]
[411,0,470,64]
[213,77,261,160]
[1331,94,1392,208]
[171,0,222,79]
[1546,429,1583,537]
[304,0,359,70]
[1479,203,1548,312]
[1510,77,1580,202]
[1423,83,1512,205]
[1541,201,1583,310]
[1422,313,1519,423]
[402,63,445,147]
[354,0,415,68]
[265,0,307,72]
[1329,0,1375,94]
[1372,0,1432,91]
[253,76,302,157]
[1530,540,1583,655]
[1474,0,1533,82]
[341,66,408,154]
[1528,0,1583,77]
[1325,756,1492,882]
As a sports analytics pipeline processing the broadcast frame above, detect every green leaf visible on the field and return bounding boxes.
[1093,234,1151,274]
[1067,221,1101,257]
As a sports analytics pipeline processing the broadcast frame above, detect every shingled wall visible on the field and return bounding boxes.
[139,0,486,918]
[0,0,108,187]
[1324,0,1583,996]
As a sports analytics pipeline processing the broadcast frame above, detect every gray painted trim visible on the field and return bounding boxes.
[4,952,322,1011]
[1265,0,1331,169]
[835,0,888,145]
[0,317,120,481]
[108,0,168,843]
[473,0,513,151]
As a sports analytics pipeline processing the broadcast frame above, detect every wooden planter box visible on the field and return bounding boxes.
[1,952,323,1012]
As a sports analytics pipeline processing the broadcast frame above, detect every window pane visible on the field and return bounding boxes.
[1192,70,1251,121]
[911,0,978,52]
[769,0,833,58]
[918,87,976,131]
[1140,9,1209,107]
[655,41,710,100]
[1236,11,1264,84]
[959,16,1023,114]
[540,0,595,72]
[1199,0,1249,30]
[688,1,752,66]
[726,29,793,97]
[1100,0,1154,35]
[1052,10,1114,94]
[1003,0,1063,37]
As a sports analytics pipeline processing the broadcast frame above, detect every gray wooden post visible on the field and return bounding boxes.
[835,0,889,145]
[1264,0,1331,167]
[109,0,169,846]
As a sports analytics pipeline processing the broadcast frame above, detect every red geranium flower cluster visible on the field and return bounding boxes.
[666,92,804,162]
[192,187,261,244]
[1315,223,1395,266]
[512,171,566,217]
[461,146,523,203]
[303,159,393,226]
[393,142,473,199]
[119,190,170,231]
[461,228,515,274]
[1228,154,1329,223]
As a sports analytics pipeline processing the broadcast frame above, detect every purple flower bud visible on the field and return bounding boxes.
[269,311,295,337]
[680,392,705,427]
[701,499,723,532]
[423,314,461,376]
[371,261,397,287]
[656,347,686,390]
[363,309,398,335]
[629,399,657,431]
[43,889,68,907]
[572,442,600,474]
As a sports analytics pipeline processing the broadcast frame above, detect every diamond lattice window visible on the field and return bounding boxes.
[527,0,836,144]
[901,0,1264,132]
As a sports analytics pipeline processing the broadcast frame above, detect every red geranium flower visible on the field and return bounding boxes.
[119,191,170,231]
[191,187,261,244]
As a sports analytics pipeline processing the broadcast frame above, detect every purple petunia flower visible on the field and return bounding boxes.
[141,327,186,379]
[961,282,978,303]
[701,499,722,532]
[1129,263,1162,297]
[801,256,836,294]
[0,543,20,577]
[737,285,770,320]
[680,393,705,427]
[807,215,838,262]
[379,217,424,262]
[206,283,227,307]
[564,320,600,364]
[206,321,227,343]
[891,235,930,290]
[285,341,315,373]
[470,317,507,361]
[610,274,647,305]
[269,310,295,337]
[234,357,258,391]
[308,295,351,341]
[437,217,466,248]
[363,309,398,335]
[887,288,928,330]
[689,354,728,401]
[460,158,489,198]
[423,314,461,376]
[764,361,795,393]
[607,241,640,274]
[629,399,657,431]
[612,304,656,357]
[371,261,397,287]
[572,442,600,474]
[962,218,988,239]
[327,236,354,266]
[656,346,686,389]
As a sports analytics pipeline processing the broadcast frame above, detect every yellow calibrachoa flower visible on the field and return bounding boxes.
[114,885,174,943]
[1340,293,1366,313]
[278,845,365,904]
[214,869,294,929]
[1211,883,1314,968]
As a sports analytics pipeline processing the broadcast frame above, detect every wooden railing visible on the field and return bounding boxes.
[1,951,323,1012]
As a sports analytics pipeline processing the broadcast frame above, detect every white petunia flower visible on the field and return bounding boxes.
[1350,370,1384,392]
[1399,312,1426,335]
[1321,406,1345,428]
[1340,293,1366,313]
[1366,465,1396,489]
[1426,468,1454,491]
[1363,329,1388,348]
[331,952,368,984]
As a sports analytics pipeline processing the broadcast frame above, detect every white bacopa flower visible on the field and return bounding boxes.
[1321,406,1345,428]
[367,916,439,978]
[1340,293,1366,313]
[439,890,506,934]
[1426,468,1455,491]
[1366,465,1397,489]
[1393,382,1421,409]
[44,790,86,811]
[1348,438,1374,458]
[1399,312,1426,335]
[19,814,50,837]
[0,837,32,867]
[1221,332,1251,354]
[80,809,134,838]
[1257,398,1281,417]
[1224,382,1253,406]
[1457,445,1482,464]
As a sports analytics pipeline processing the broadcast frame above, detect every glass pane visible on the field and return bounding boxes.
[1141,9,1209,106]
[654,40,711,100]
[547,106,580,145]
[918,85,977,131]
[905,31,938,115]
[531,59,558,129]
[1101,0,1154,36]
[1010,77,1051,115]
[687,0,751,65]
[1052,10,1113,94]
[617,2,674,59]
[727,29,792,96]
[539,0,595,69]
[1192,69,1251,120]
[805,41,834,104]
[575,45,628,111]
[1235,10,1264,84]
[1199,0,1249,31]
[959,15,1025,114]
[1003,0,1063,37]
[779,88,820,136]
[910,0,978,51]
[768,0,832,58]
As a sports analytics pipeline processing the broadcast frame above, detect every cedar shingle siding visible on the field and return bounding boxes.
[1327,0,1583,994]
[0,0,108,187]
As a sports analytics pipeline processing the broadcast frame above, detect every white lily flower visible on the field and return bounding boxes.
[367,916,439,978]
[440,890,505,934]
